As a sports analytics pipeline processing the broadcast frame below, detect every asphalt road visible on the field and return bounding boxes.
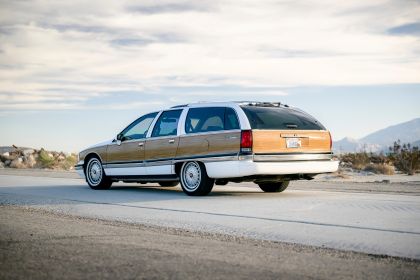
[2,205,419,280]
[1,173,419,260]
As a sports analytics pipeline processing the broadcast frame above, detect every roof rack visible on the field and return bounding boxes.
[235,101,289,108]
[170,104,189,108]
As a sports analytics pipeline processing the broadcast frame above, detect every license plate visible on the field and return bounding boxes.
[286,138,301,148]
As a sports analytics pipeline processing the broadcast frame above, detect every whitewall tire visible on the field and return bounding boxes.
[180,161,214,196]
[85,157,112,190]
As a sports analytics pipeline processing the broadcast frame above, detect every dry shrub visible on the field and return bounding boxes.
[58,154,77,170]
[340,152,370,170]
[38,149,54,168]
[363,163,395,175]
[388,141,419,175]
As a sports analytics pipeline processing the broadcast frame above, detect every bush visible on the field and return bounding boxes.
[340,152,370,170]
[38,149,54,168]
[363,163,394,175]
[388,141,420,175]
[60,154,77,170]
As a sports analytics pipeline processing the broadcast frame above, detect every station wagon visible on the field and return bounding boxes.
[76,102,339,195]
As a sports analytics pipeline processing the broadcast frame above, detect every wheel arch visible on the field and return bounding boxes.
[83,152,104,172]
[174,160,207,177]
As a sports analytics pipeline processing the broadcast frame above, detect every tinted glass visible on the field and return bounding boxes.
[151,110,182,137]
[186,107,225,133]
[225,107,240,130]
[241,106,325,130]
[187,107,241,134]
[121,112,157,140]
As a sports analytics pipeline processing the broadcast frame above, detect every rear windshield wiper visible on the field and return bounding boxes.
[286,124,298,129]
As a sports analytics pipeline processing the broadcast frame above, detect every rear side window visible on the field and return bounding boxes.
[186,107,240,134]
[241,106,325,130]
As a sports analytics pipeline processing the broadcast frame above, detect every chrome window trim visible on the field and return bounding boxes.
[145,135,179,141]
[179,129,241,137]
[109,138,146,145]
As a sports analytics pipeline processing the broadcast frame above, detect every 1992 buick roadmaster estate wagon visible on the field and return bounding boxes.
[76,102,339,196]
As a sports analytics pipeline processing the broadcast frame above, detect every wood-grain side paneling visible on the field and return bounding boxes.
[106,140,145,163]
[145,137,179,161]
[176,131,241,158]
[252,130,331,154]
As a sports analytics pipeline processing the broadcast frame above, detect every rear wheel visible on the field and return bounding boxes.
[85,157,112,190]
[258,181,290,193]
[158,181,179,187]
[180,161,214,196]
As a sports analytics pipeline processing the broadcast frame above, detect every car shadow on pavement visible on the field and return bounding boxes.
[110,184,266,196]
[0,182,304,208]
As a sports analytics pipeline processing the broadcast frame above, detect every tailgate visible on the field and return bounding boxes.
[252,130,331,154]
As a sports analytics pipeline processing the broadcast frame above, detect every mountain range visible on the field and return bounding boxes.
[333,118,420,154]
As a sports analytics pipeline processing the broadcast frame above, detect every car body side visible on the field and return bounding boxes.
[76,102,338,183]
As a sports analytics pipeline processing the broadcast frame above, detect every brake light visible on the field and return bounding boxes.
[328,132,332,149]
[240,130,253,153]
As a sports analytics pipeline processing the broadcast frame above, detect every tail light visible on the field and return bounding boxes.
[240,130,253,154]
[328,132,332,149]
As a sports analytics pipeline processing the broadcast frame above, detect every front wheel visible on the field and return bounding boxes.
[258,181,290,193]
[85,157,112,190]
[180,161,214,196]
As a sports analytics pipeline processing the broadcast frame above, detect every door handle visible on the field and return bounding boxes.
[168,139,175,144]
[138,142,144,147]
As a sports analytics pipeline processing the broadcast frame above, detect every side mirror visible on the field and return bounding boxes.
[115,134,122,146]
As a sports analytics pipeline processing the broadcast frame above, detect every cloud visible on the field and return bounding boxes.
[0,0,419,112]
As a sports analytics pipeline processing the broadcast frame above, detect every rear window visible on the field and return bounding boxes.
[241,106,325,130]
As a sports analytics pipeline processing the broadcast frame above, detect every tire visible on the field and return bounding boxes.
[180,161,214,196]
[258,181,290,193]
[85,157,112,190]
[158,181,179,187]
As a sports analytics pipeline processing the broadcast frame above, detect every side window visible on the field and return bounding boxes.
[121,112,157,141]
[151,110,182,137]
[185,107,225,134]
[224,107,240,130]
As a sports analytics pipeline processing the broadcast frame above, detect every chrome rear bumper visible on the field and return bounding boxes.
[253,153,332,162]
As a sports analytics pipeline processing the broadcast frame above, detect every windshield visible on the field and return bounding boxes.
[241,106,325,130]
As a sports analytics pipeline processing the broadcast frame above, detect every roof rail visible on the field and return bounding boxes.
[235,101,289,108]
[170,104,189,108]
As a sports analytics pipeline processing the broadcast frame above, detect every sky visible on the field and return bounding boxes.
[0,0,419,152]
